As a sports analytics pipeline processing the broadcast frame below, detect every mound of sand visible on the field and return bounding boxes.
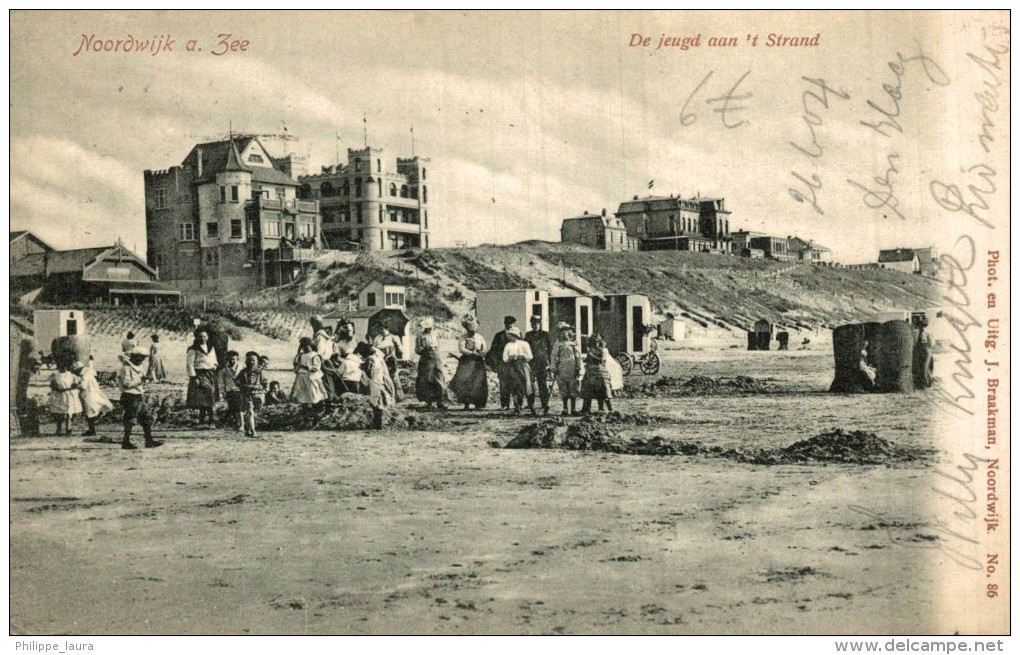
[619,375,775,398]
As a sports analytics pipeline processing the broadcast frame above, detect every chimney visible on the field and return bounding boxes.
[633,195,638,200]
[601,208,606,217]
[583,210,588,215]
[197,147,203,177]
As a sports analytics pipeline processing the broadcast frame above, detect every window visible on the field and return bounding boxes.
[389,211,398,222]
[206,222,219,238]
[422,168,427,181]
[379,206,384,223]
[342,181,350,196]
[354,178,362,198]
[230,219,242,239]
[377,179,382,196]
[248,154,263,163]
[377,159,381,172]
[231,185,239,202]
[264,221,281,237]
[424,210,428,229]
[219,186,227,203]
[354,158,362,172]
[247,218,258,236]
[366,292,376,307]
[389,182,397,196]
[356,205,363,224]
[423,186,428,203]
[205,249,218,266]
[276,187,286,200]
[179,223,195,241]
[400,185,408,198]
[339,210,348,222]
[299,222,314,238]
[153,188,169,209]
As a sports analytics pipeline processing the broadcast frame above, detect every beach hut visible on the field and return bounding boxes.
[549,293,595,349]
[326,307,411,360]
[475,289,549,343]
[591,293,653,357]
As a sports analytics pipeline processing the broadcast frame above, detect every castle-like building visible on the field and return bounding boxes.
[144,136,321,293]
[298,147,431,251]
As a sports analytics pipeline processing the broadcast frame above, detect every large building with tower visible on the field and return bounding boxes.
[144,136,322,293]
[298,147,431,251]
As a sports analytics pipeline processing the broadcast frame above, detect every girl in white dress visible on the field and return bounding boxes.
[77,359,113,437]
[290,337,328,406]
[49,363,83,435]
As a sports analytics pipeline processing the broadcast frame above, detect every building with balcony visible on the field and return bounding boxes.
[298,147,431,252]
[144,136,322,293]
[615,194,732,253]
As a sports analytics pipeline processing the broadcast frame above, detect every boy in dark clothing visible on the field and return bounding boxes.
[118,348,162,450]
[236,351,267,438]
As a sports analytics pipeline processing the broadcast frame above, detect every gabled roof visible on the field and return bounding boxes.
[878,248,919,263]
[181,137,299,186]
[787,236,831,253]
[13,244,156,277]
[10,230,56,251]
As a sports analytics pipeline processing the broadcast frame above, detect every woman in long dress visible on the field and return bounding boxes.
[501,326,535,415]
[373,322,404,401]
[450,315,488,410]
[78,359,113,437]
[290,337,328,406]
[414,317,448,410]
[186,327,219,426]
[146,334,167,382]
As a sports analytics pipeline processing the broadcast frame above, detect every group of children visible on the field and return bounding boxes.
[47,341,293,447]
[550,322,620,415]
[47,349,161,449]
[216,350,289,437]
[291,316,399,410]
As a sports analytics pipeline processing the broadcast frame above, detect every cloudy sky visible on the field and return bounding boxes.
[10,10,1008,262]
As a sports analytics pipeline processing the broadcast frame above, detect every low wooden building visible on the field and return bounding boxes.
[10,241,181,305]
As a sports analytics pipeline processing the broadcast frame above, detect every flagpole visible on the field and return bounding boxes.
[411,125,415,157]
[363,113,368,147]
[335,131,340,167]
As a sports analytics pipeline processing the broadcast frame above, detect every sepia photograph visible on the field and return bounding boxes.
[7,9,1010,643]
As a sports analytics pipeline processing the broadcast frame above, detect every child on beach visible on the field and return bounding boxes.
[550,324,583,416]
[218,350,244,430]
[49,363,82,435]
[235,351,267,438]
[580,336,614,415]
[78,359,113,438]
[117,348,162,450]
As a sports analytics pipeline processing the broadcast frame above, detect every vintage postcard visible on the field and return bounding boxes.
[8,9,1010,642]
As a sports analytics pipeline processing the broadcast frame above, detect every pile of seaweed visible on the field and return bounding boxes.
[257,393,448,432]
[506,419,934,466]
[618,375,776,398]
